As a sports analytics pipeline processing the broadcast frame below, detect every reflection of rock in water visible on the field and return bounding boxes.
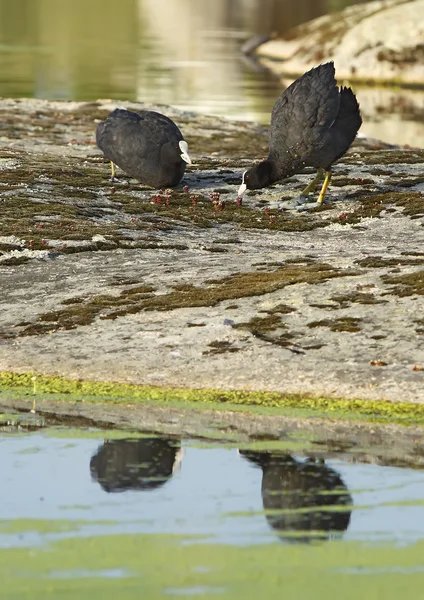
[240,451,352,543]
[90,437,183,493]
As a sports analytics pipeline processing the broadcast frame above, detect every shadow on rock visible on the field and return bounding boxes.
[90,436,183,493]
[240,450,352,543]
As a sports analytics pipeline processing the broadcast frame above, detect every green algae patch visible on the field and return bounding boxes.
[355,256,424,268]
[2,371,424,426]
[307,317,362,333]
[232,314,297,348]
[332,191,424,226]
[381,269,424,296]
[8,263,356,338]
[329,292,387,307]
[1,531,424,599]
[0,518,114,535]
[140,262,351,311]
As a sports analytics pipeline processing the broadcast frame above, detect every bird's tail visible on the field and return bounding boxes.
[338,87,362,142]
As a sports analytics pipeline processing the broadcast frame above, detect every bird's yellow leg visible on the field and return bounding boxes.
[110,161,116,180]
[317,169,332,204]
[300,168,325,197]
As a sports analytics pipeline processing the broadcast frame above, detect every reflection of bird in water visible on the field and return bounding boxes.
[90,436,183,493]
[240,451,352,543]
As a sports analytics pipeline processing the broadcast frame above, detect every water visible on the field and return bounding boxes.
[0,0,423,147]
[2,427,424,596]
[2,431,424,546]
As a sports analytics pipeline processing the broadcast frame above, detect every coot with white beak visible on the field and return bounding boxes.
[96,108,192,188]
[238,62,361,205]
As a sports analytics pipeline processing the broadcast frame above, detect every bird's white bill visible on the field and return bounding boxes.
[179,140,192,164]
[238,170,247,196]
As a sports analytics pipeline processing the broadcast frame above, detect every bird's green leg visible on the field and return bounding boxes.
[317,169,332,204]
[300,168,325,198]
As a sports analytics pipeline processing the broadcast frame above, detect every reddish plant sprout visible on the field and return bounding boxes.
[269,215,275,225]
[264,207,270,216]
[190,194,197,206]
[183,185,189,194]
[210,191,225,211]
[235,197,242,207]
[338,211,348,221]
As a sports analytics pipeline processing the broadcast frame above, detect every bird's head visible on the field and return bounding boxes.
[238,161,275,196]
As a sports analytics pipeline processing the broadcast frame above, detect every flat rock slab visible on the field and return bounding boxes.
[0,98,424,403]
[254,0,424,86]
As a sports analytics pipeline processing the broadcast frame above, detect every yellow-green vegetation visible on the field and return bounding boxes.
[355,256,424,268]
[332,191,424,225]
[1,371,424,426]
[1,528,424,599]
[343,148,424,166]
[307,317,362,333]
[382,269,424,296]
[11,262,355,337]
[2,111,424,268]
[329,292,387,306]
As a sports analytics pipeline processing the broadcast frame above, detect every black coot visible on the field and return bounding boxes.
[96,108,192,188]
[238,62,362,204]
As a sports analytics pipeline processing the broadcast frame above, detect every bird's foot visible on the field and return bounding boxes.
[295,201,323,211]
[271,194,326,212]
[109,176,129,185]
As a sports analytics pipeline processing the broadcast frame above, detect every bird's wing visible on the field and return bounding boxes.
[269,63,341,160]
[99,110,182,163]
[130,111,183,154]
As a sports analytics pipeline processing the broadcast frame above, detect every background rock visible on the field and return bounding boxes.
[253,0,424,86]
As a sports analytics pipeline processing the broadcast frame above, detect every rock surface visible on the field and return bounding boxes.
[253,0,424,86]
[0,98,424,403]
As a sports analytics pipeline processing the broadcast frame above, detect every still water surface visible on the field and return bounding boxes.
[2,431,424,547]
[2,428,424,596]
[1,0,423,147]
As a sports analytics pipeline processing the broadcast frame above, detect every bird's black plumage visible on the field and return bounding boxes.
[239,62,362,203]
[96,108,191,188]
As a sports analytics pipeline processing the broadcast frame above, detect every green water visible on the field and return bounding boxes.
[2,0,423,147]
[1,426,424,597]
[0,0,370,104]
